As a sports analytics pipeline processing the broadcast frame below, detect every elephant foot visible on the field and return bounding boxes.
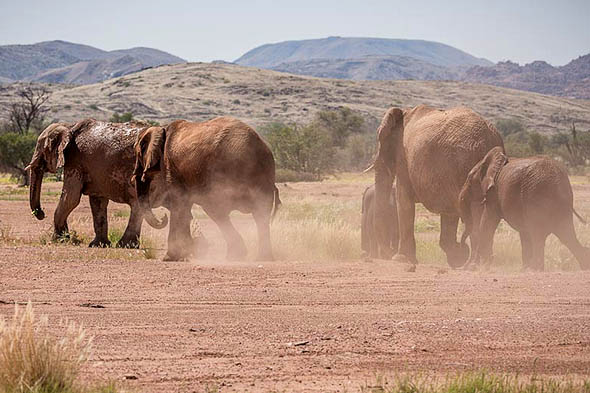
[462,260,479,271]
[89,238,111,248]
[117,237,140,249]
[392,253,418,265]
[445,243,470,269]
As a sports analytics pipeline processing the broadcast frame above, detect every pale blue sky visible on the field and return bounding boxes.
[1,0,588,66]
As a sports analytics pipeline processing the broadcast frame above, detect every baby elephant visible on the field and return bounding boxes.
[361,184,398,259]
[459,146,589,271]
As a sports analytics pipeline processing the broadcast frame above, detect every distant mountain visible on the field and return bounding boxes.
[462,54,590,99]
[0,40,186,84]
[272,55,461,81]
[235,37,492,69]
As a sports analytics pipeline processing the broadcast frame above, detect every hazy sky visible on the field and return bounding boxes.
[1,0,588,66]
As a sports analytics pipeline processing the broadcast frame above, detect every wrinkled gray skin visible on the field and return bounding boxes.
[373,105,504,268]
[361,183,398,259]
[459,146,590,271]
[27,120,168,248]
[133,117,280,262]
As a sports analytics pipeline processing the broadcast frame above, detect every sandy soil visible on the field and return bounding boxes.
[1,180,590,392]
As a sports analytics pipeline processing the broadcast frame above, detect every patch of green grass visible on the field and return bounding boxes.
[113,210,130,218]
[139,236,157,259]
[361,371,590,393]
[39,230,87,246]
[107,228,123,245]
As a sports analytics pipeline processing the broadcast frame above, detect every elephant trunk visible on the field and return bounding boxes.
[374,156,395,258]
[29,165,45,220]
[134,174,168,229]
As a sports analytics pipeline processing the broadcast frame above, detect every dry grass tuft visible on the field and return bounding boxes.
[0,302,91,393]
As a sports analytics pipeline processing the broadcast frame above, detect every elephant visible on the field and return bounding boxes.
[361,183,398,259]
[27,120,168,248]
[372,105,504,268]
[132,116,281,261]
[458,146,589,271]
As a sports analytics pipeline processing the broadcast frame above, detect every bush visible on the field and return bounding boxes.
[109,112,133,123]
[262,122,334,180]
[0,132,38,186]
[496,118,525,137]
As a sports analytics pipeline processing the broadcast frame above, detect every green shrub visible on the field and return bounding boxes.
[0,132,38,186]
[109,112,133,123]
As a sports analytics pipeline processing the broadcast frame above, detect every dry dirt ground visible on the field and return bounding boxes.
[1,178,590,392]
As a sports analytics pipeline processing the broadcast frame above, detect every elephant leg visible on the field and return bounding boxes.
[253,208,273,261]
[53,177,83,239]
[394,184,417,264]
[117,204,142,249]
[206,208,247,261]
[554,219,590,270]
[519,232,534,270]
[88,196,110,247]
[163,204,193,261]
[389,202,399,256]
[475,206,501,266]
[529,232,548,271]
[440,214,469,269]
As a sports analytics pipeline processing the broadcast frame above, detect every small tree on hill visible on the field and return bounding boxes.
[8,85,50,134]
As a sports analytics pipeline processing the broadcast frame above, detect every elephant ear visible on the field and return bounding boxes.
[481,147,508,195]
[135,126,166,182]
[42,124,73,172]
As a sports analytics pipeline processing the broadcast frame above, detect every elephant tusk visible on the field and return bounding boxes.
[363,163,375,173]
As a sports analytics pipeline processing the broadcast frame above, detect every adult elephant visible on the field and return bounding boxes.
[372,105,504,268]
[133,117,280,261]
[27,120,167,248]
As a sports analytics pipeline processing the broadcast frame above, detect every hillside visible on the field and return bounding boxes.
[0,40,186,84]
[235,37,492,68]
[462,54,590,99]
[273,55,460,81]
[1,62,589,134]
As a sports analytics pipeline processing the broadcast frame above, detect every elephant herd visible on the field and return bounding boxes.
[26,104,589,270]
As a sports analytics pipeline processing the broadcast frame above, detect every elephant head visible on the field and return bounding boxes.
[373,108,404,258]
[459,146,508,244]
[26,123,73,220]
[132,126,168,229]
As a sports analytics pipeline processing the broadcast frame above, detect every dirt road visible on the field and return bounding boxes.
[1,181,589,392]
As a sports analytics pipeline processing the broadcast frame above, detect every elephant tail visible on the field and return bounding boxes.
[573,208,587,224]
[271,185,282,221]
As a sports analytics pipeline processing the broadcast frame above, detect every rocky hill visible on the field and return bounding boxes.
[234,37,590,99]
[1,62,588,134]
[0,40,186,84]
[462,54,590,99]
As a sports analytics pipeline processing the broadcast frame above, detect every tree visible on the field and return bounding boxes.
[312,107,365,147]
[8,85,50,134]
[0,132,38,186]
[262,122,334,179]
